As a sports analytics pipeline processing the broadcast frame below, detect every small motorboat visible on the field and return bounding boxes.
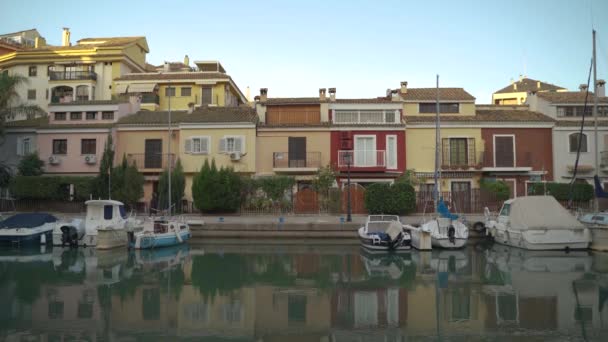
[0,213,58,245]
[357,215,411,252]
[578,212,608,252]
[485,196,591,250]
[129,217,190,250]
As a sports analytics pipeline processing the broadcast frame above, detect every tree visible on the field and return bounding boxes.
[0,73,45,137]
[480,179,511,201]
[93,134,114,199]
[312,165,337,211]
[17,152,44,176]
[191,159,242,213]
[395,169,420,187]
[110,155,144,209]
[364,182,416,215]
[158,159,185,214]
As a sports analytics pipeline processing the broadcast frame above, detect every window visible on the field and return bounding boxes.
[419,103,460,113]
[186,136,210,154]
[449,138,468,165]
[27,89,36,100]
[220,136,243,153]
[181,87,191,97]
[354,135,377,166]
[86,111,97,120]
[288,295,307,324]
[70,112,82,120]
[386,135,397,169]
[52,139,67,155]
[102,111,114,120]
[81,139,96,154]
[28,66,37,77]
[499,203,510,216]
[202,87,212,104]
[557,106,593,117]
[334,110,397,124]
[17,137,32,156]
[104,205,113,220]
[165,87,176,97]
[385,110,396,123]
[54,112,66,121]
[569,133,588,153]
[334,111,358,123]
[119,205,127,219]
[76,85,89,101]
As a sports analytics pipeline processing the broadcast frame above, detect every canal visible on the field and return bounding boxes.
[1,242,607,341]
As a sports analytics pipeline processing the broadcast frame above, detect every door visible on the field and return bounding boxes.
[354,136,376,167]
[494,136,515,167]
[288,137,306,167]
[145,139,162,168]
[386,135,397,169]
[451,181,472,213]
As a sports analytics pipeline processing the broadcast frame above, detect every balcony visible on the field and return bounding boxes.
[141,93,160,105]
[266,111,321,125]
[338,150,385,168]
[273,152,321,172]
[126,153,175,171]
[480,151,533,172]
[49,71,97,81]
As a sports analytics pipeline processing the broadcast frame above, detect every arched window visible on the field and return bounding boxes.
[569,133,588,153]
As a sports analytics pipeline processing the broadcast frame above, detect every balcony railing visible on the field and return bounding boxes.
[266,111,321,125]
[441,145,481,168]
[49,71,97,81]
[273,152,321,169]
[601,151,608,167]
[338,150,385,168]
[126,153,175,170]
[141,93,160,104]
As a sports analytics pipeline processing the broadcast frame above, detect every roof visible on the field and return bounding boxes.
[38,123,114,130]
[115,71,229,81]
[535,91,608,104]
[48,99,127,106]
[335,98,395,104]
[494,77,565,94]
[264,98,321,105]
[401,88,475,102]
[0,29,39,38]
[3,116,48,128]
[555,120,608,127]
[117,106,258,126]
[406,109,554,124]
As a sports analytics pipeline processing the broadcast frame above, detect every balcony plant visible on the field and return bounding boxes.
[474,163,483,170]
[449,164,459,170]
[441,165,449,170]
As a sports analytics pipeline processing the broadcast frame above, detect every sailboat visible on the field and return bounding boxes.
[404,75,468,249]
[129,82,191,249]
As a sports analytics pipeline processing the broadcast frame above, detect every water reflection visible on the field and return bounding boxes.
[0,243,607,341]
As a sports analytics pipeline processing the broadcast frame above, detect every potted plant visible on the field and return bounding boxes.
[450,164,458,170]
[441,164,449,170]
[474,163,483,170]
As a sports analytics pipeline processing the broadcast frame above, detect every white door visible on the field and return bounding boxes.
[355,136,376,167]
[386,135,397,169]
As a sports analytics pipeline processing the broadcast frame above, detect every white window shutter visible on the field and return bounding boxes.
[16,137,23,156]
[184,138,192,154]
[234,137,243,153]
[201,137,209,154]
[219,138,226,153]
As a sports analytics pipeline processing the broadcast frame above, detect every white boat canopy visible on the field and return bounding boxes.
[506,196,586,231]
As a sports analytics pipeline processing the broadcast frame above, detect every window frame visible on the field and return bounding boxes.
[81,139,96,155]
[181,87,192,97]
[101,111,114,120]
[86,111,97,120]
[165,87,176,97]
[28,65,37,77]
[569,132,588,153]
[70,112,82,120]
[52,139,68,155]
[220,135,245,153]
[54,112,66,121]
[27,89,36,100]
[190,136,210,154]
[419,102,460,114]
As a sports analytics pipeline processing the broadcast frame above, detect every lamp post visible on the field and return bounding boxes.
[345,152,352,222]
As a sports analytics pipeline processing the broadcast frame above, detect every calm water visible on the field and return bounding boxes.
[1,242,608,342]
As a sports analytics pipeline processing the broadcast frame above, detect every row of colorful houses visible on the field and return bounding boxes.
[1,28,608,208]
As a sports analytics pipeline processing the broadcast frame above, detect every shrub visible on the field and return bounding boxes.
[480,178,511,201]
[17,153,44,176]
[192,159,242,213]
[258,175,294,202]
[9,176,94,201]
[527,182,593,202]
[364,182,416,215]
[158,159,185,214]
[110,156,144,209]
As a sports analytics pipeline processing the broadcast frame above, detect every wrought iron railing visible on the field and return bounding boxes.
[49,71,97,81]
[337,150,385,168]
[126,153,175,170]
[273,152,322,168]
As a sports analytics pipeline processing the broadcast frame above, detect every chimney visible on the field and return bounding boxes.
[187,102,194,114]
[260,88,268,102]
[513,82,517,91]
[596,79,606,97]
[254,95,260,102]
[319,88,326,101]
[328,87,336,101]
[163,62,170,72]
[61,27,71,47]
[519,74,524,82]
[537,81,541,89]
[245,86,251,102]
[580,84,588,92]
[184,55,189,66]
[400,81,408,94]
[386,89,392,97]
[34,36,46,48]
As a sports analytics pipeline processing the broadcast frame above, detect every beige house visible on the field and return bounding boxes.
[492,76,566,105]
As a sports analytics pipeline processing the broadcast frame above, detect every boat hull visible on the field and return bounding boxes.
[404,225,432,251]
[52,232,97,247]
[431,237,467,249]
[585,225,608,251]
[490,226,591,251]
[97,229,127,250]
[0,229,52,245]
[357,227,411,252]
[132,229,191,249]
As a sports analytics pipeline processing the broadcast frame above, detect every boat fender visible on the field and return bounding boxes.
[175,227,183,243]
[448,225,456,244]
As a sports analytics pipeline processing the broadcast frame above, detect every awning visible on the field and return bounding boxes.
[128,83,157,93]
[114,83,129,94]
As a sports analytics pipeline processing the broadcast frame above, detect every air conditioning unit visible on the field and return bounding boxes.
[340,140,353,149]
[49,156,61,165]
[230,152,241,161]
[84,155,97,164]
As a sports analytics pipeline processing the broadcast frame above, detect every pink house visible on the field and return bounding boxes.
[38,99,140,175]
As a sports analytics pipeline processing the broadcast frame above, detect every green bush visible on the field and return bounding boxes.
[527,182,593,201]
[192,159,242,213]
[364,182,416,215]
[9,176,94,201]
[258,175,294,202]
[158,159,185,214]
[480,178,511,201]
[17,153,44,176]
[110,156,144,209]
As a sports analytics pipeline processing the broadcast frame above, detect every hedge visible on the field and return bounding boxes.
[527,182,594,202]
[364,182,416,215]
[9,176,94,201]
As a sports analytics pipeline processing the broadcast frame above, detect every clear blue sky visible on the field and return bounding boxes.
[2,0,607,103]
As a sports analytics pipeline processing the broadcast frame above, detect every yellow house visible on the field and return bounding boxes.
[492,76,566,105]
[114,60,248,111]
[116,107,257,208]
[0,27,149,116]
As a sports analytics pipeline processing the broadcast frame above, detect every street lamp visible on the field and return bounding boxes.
[344,152,352,222]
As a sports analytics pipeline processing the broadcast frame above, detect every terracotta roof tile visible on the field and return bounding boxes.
[49,99,127,106]
[555,120,608,127]
[406,109,554,124]
[494,77,565,94]
[401,88,475,101]
[117,106,258,125]
[535,91,608,103]
[115,72,229,81]
[264,98,321,105]
[335,98,395,104]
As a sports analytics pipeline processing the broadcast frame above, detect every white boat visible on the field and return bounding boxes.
[0,213,58,245]
[129,217,190,249]
[53,199,141,249]
[485,196,591,250]
[403,224,432,250]
[578,212,608,251]
[357,215,411,252]
[425,217,468,249]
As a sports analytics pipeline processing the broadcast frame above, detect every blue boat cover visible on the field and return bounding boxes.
[594,175,608,198]
[0,213,58,229]
[438,198,459,220]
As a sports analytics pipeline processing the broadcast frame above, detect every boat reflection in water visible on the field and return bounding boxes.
[1,242,608,341]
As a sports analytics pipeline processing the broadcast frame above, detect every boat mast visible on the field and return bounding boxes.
[168,81,172,216]
[593,30,599,212]
[434,75,441,214]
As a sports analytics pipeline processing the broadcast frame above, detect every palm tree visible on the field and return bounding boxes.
[0,72,45,135]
